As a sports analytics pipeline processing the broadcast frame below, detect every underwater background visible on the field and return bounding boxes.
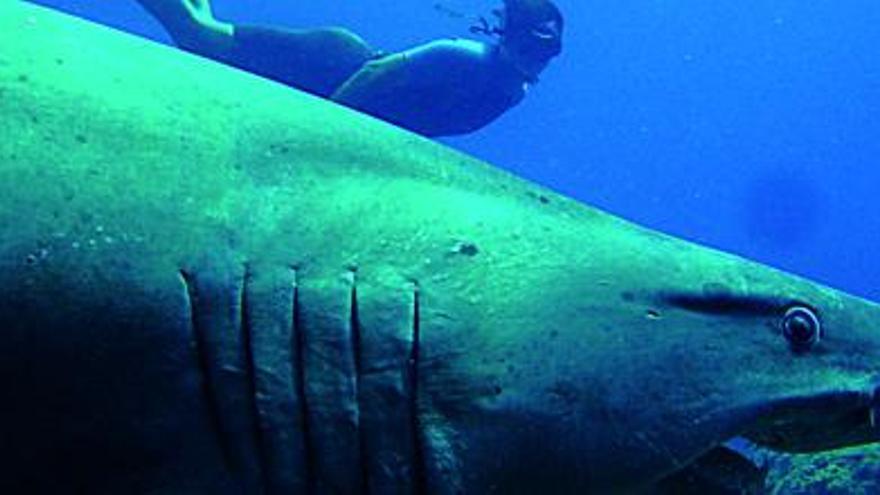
[18,2,880,493]
[31,0,880,303]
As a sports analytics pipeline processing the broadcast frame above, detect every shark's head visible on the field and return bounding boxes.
[646,268,880,458]
[419,207,880,493]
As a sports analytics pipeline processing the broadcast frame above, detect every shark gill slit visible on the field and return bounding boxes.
[179,269,236,472]
[291,268,316,492]
[348,272,371,495]
[240,265,270,491]
[410,281,428,495]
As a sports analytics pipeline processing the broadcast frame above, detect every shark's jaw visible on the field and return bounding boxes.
[651,385,880,493]
[740,384,880,454]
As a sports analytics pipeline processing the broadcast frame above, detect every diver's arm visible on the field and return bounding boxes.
[332,38,499,103]
[331,39,526,136]
[329,50,415,108]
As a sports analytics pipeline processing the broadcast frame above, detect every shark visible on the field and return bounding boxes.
[1,2,878,494]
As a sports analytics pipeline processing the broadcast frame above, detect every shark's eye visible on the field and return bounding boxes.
[782,306,821,350]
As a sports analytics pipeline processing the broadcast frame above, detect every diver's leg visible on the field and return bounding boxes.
[134,0,235,60]
[229,26,377,97]
[135,0,378,97]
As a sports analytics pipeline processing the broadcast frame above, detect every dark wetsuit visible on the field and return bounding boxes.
[223,27,530,137]
[229,26,376,98]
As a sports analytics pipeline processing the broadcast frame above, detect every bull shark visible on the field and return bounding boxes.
[1,2,878,494]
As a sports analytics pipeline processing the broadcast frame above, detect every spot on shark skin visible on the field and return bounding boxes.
[448,241,479,257]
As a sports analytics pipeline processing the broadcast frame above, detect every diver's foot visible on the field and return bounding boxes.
[182,0,231,36]
[135,0,233,55]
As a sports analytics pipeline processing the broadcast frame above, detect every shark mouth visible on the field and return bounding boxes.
[654,387,880,495]
[740,385,880,454]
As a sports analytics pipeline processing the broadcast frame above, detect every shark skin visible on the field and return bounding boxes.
[1,2,879,494]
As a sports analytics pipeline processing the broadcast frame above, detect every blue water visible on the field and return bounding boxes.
[33,0,880,301]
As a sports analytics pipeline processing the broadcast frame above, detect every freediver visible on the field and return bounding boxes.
[134,0,564,137]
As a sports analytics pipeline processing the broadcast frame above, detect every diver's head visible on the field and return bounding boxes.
[498,0,563,79]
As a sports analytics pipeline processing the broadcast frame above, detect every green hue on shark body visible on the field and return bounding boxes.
[1,2,879,494]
